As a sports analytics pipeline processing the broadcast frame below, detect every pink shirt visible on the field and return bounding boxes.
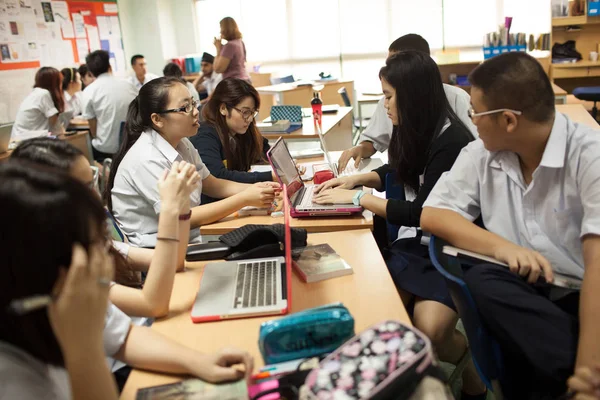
[220,39,250,80]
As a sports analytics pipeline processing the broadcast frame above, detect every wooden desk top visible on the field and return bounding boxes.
[556,104,600,128]
[256,79,353,94]
[69,118,89,127]
[552,82,567,96]
[0,131,91,163]
[260,107,352,140]
[120,229,410,399]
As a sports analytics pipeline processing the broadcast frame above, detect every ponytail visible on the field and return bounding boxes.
[104,76,182,210]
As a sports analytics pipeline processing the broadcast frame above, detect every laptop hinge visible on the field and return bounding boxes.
[281,262,288,300]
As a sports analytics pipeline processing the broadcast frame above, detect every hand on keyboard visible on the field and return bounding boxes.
[313,175,358,194]
[313,188,357,205]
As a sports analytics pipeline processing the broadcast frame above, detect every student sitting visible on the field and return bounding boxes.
[82,50,138,162]
[193,52,223,104]
[421,52,600,399]
[11,67,66,138]
[337,34,476,173]
[59,67,83,128]
[127,54,160,92]
[163,62,200,102]
[189,78,273,203]
[0,162,254,400]
[107,77,280,247]
[78,63,95,90]
[314,51,486,399]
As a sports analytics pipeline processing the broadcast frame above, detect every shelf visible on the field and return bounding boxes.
[552,15,600,26]
[552,61,600,69]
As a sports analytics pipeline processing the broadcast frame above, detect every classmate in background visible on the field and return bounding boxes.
[59,67,83,128]
[128,54,160,92]
[0,162,254,400]
[190,78,273,203]
[11,66,66,138]
[421,52,600,399]
[83,50,138,162]
[213,17,250,82]
[337,34,476,172]
[107,77,280,247]
[162,62,200,102]
[314,51,486,400]
[193,52,222,104]
[79,63,96,90]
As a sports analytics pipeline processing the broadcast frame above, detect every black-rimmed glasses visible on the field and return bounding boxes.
[160,99,199,115]
[230,106,259,121]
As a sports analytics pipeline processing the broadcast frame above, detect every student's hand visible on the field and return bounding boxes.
[338,146,364,173]
[48,243,114,356]
[158,161,201,214]
[313,188,357,205]
[567,366,600,399]
[192,348,254,383]
[493,242,554,284]
[295,162,307,176]
[314,176,357,194]
[242,182,281,207]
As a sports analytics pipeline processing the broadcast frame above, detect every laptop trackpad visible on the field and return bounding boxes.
[193,262,236,316]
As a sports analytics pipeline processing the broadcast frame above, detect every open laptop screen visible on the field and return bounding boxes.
[269,138,304,201]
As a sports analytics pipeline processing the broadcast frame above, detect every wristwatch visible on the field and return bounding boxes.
[352,190,366,206]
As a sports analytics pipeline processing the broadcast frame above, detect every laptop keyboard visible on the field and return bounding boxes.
[335,162,358,177]
[233,260,277,309]
[299,187,315,207]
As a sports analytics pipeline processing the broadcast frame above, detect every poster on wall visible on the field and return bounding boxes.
[72,12,86,38]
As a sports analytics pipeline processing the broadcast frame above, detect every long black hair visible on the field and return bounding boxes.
[105,76,183,210]
[379,51,472,192]
[0,162,106,366]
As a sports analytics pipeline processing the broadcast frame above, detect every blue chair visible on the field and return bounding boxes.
[573,86,600,121]
[270,75,295,85]
[428,235,505,399]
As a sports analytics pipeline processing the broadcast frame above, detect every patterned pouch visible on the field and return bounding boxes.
[300,320,444,400]
[271,105,303,126]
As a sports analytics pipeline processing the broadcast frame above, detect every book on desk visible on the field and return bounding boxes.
[292,243,353,283]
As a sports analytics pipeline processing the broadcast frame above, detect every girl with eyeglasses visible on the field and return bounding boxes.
[107,77,280,248]
[189,78,277,203]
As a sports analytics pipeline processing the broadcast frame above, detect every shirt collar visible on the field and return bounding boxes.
[538,113,567,169]
[63,90,72,102]
[149,129,181,163]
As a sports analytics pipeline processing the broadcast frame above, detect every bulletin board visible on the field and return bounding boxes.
[0,0,126,73]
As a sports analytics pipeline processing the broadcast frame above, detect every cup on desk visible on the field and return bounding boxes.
[590,51,599,62]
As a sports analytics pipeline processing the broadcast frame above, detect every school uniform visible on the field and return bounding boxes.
[0,303,131,400]
[111,129,210,248]
[359,84,477,152]
[189,123,271,203]
[58,90,83,129]
[11,88,59,139]
[382,121,473,310]
[127,73,160,92]
[203,72,223,96]
[423,112,600,398]
[82,73,137,160]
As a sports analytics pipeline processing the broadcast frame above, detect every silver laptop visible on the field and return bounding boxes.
[0,123,13,153]
[315,124,383,177]
[190,185,294,323]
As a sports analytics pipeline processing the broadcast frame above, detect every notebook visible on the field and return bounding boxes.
[190,184,293,323]
[267,137,362,218]
[292,243,353,283]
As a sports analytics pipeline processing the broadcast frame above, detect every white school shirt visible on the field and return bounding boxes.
[423,112,600,279]
[186,81,200,102]
[58,91,84,129]
[127,72,160,92]
[111,129,210,247]
[359,84,477,152]
[82,73,138,154]
[11,88,58,138]
[0,303,130,400]
[204,72,223,95]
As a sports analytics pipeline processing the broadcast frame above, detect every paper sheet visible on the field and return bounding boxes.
[96,16,110,40]
[5,0,19,17]
[109,16,121,37]
[40,1,53,22]
[76,38,88,62]
[0,21,10,42]
[19,0,35,18]
[23,21,37,42]
[86,25,100,51]
[25,41,39,61]
[72,13,86,38]
[51,1,74,39]
[103,3,118,14]
[48,22,62,41]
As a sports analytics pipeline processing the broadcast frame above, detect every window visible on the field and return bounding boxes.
[443,0,497,48]
[390,0,444,51]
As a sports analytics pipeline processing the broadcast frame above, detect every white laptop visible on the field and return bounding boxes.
[190,185,293,323]
[315,124,383,177]
[0,124,13,153]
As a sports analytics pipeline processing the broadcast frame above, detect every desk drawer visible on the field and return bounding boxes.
[552,67,590,79]
[589,67,600,77]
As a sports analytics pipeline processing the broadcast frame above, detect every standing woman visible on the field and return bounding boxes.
[59,67,83,128]
[11,67,65,138]
[213,17,250,82]
[189,78,273,203]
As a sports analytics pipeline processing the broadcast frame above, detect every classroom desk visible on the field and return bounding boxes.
[68,118,90,130]
[0,130,92,163]
[552,83,568,104]
[556,104,600,128]
[120,229,411,399]
[260,107,353,151]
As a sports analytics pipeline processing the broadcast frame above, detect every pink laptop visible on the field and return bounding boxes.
[267,137,363,218]
[190,184,293,323]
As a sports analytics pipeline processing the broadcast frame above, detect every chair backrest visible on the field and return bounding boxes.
[337,87,352,107]
[428,235,504,397]
[385,173,404,242]
[270,75,295,85]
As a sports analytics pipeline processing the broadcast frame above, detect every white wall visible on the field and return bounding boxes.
[118,0,199,77]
